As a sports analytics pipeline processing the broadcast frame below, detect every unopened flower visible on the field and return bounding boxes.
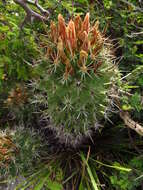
[50,21,58,43]
[58,14,67,42]
[90,21,100,46]
[74,14,82,36]
[66,20,77,55]
[81,13,90,34]
[57,37,64,56]
[81,31,90,52]
[78,50,88,67]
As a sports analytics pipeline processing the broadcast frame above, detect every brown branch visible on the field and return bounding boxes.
[120,111,143,136]
[26,0,49,16]
[120,0,143,13]
[13,0,49,29]
[111,87,143,137]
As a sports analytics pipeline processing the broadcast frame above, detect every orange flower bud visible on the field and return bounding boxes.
[81,31,90,52]
[90,20,103,49]
[58,14,67,42]
[82,13,90,34]
[57,37,64,55]
[90,26,99,46]
[74,15,82,34]
[50,21,58,43]
[78,50,88,67]
[66,20,77,55]
[52,37,64,65]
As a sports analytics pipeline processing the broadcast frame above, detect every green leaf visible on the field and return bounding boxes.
[81,153,99,190]
[94,160,131,172]
[34,173,50,190]
[130,92,142,111]
[46,180,63,190]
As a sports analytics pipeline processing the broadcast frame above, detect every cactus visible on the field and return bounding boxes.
[0,133,18,169]
[0,128,41,177]
[31,13,120,142]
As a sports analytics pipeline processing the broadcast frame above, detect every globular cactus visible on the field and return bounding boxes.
[0,133,18,169]
[0,128,41,177]
[32,13,120,145]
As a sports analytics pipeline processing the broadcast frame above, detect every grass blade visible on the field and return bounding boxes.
[81,153,99,190]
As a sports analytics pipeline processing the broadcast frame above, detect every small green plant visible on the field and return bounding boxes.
[110,156,143,190]
[15,162,64,190]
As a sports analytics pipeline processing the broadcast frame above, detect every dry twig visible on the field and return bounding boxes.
[112,87,143,137]
[13,0,49,29]
[120,111,143,136]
